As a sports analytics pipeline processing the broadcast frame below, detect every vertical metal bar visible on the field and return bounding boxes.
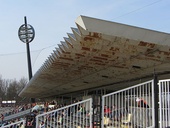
[124,91,126,119]
[130,89,133,128]
[84,100,86,127]
[130,89,132,128]
[148,81,151,126]
[99,94,102,128]
[82,103,84,127]
[121,91,123,125]
[162,82,165,127]
[142,84,145,127]
[137,85,139,127]
[165,81,167,126]
[70,106,71,128]
[168,81,170,126]
[145,83,147,127]
[122,91,124,127]
[154,74,159,128]
[139,84,142,127]
[92,95,94,128]
[118,93,120,127]
[151,80,155,127]
[90,98,93,128]
[115,94,118,127]
[133,87,136,128]
[150,82,152,126]
[83,100,87,127]
[159,81,162,128]
[111,95,114,126]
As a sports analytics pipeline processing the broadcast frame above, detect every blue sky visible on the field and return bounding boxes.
[0,0,169,80]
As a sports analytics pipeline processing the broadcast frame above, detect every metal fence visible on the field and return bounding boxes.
[2,79,170,128]
[0,120,25,128]
[36,98,92,128]
[159,79,170,128]
[102,80,155,128]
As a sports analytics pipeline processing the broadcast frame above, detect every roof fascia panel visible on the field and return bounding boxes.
[72,28,81,41]
[64,37,73,49]
[53,49,60,58]
[48,56,54,64]
[56,48,62,56]
[61,41,70,51]
[58,44,65,53]
[67,33,76,41]
[76,23,89,36]
[67,33,78,45]
[75,15,87,30]
[76,15,170,46]
[71,27,80,35]
[45,59,51,67]
[52,51,59,59]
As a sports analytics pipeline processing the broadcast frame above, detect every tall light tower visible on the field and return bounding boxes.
[18,16,35,103]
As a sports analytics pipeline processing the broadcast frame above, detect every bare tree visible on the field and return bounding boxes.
[0,76,8,100]
[6,79,18,100]
[17,77,28,94]
[0,75,29,105]
[17,77,30,104]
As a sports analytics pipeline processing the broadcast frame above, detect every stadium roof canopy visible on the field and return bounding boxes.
[19,15,170,98]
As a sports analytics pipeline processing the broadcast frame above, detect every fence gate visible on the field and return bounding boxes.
[159,79,170,128]
[102,80,155,128]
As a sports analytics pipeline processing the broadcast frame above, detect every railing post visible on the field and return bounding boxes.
[154,74,159,128]
[92,90,102,128]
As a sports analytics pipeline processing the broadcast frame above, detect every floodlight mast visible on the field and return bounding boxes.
[18,16,35,103]
[25,17,33,81]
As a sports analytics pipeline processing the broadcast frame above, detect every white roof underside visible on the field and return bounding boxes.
[19,15,170,98]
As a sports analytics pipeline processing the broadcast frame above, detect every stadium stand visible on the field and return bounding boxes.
[1,15,170,128]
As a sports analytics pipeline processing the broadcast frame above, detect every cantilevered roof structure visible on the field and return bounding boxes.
[19,15,170,98]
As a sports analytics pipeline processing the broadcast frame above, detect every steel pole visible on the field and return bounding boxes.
[26,43,32,80]
[154,74,159,128]
[24,16,35,103]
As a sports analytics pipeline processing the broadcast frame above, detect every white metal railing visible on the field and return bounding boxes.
[36,98,92,128]
[0,120,25,128]
[159,79,170,128]
[4,109,31,121]
[102,80,155,128]
[3,79,170,128]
